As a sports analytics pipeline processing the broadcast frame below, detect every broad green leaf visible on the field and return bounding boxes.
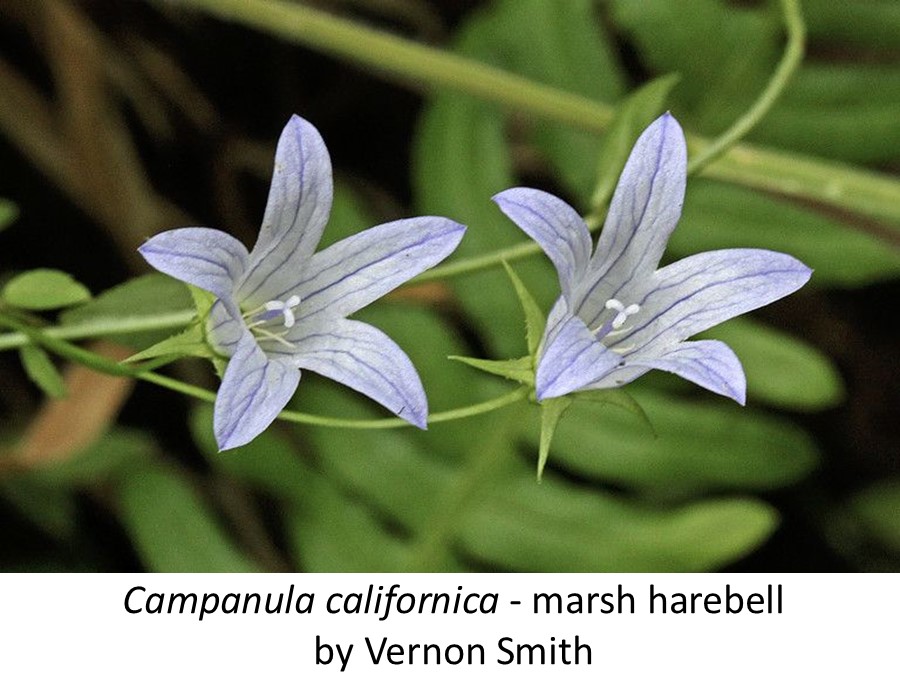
[60,273,194,349]
[503,261,544,356]
[591,74,680,209]
[2,269,91,310]
[0,198,17,232]
[673,181,900,287]
[533,390,818,494]
[538,397,571,480]
[448,355,533,386]
[118,464,258,572]
[458,471,779,571]
[19,345,66,398]
[848,480,900,555]
[703,318,844,411]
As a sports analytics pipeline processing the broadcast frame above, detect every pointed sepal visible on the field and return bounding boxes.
[502,260,545,358]
[122,322,213,363]
[448,355,534,386]
[537,396,572,481]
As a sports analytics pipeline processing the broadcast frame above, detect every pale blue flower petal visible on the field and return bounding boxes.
[606,249,812,355]
[610,339,746,404]
[206,300,246,357]
[288,318,429,428]
[576,113,686,319]
[492,187,592,300]
[238,115,334,307]
[536,298,623,400]
[138,227,248,304]
[214,331,301,451]
[294,216,465,320]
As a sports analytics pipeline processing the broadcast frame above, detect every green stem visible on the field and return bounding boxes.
[169,0,900,225]
[687,0,805,175]
[0,311,529,430]
[0,310,195,352]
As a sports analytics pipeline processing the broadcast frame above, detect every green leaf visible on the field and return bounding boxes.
[848,480,900,555]
[60,274,194,349]
[672,181,900,288]
[19,344,67,398]
[533,390,818,494]
[123,323,211,363]
[538,397,571,480]
[703,318,844,411]
[457,472,779,571]
[591,73,680,209]
[502,261,544,356]
[2,269,91,310]
[118,464,258,572]
[448,355,534,386]
[0,198,18,232]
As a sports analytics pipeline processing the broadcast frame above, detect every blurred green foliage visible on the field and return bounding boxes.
[1,0,898,572]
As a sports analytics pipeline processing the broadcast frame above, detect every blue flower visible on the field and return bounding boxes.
[139,115,465,450]
[493,113,811,404]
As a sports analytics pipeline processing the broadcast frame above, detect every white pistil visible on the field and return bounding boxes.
[605,298,641,329]
[264,294,301,329]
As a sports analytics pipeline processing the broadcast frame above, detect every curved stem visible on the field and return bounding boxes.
[169,0,900,225]
[687,0,805,175]
[0,312,529,430]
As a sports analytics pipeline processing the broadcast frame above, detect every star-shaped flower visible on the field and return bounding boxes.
[139,115,465,450]
[493,113,811,404]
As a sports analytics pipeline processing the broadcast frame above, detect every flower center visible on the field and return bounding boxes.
[593,297,641,341]
[241,294,301,350]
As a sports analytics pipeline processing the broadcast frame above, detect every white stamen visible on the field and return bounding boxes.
[605,298,641,329]
[264,294,301,328]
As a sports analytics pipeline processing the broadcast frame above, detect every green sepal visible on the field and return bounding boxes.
[123,322,213,363]
[590,73,680,210]
[537,396,572,481]
[574,388,656,436]
[502,260,545,357]
[448,354,534,386]
[19,344,67,398]
[188,284,215,321]
[2,269,92,311]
